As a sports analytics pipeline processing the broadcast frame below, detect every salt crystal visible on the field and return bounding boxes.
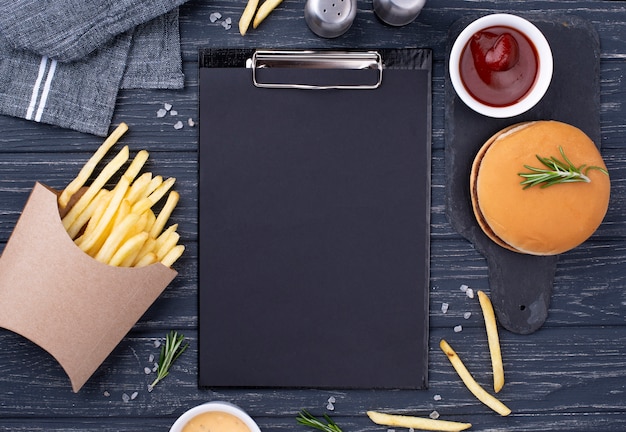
[153,363,159,372]
[327,396,336,403]
[103,391,110,397]
[210,12,222,22]
[409,429,414,432]
[466,288,474,299]
[429,410,440,420]
[441,302,449,313]
[131,392,138,400]
[454,325,463,333]
[222,21,232,30]
[464,312,472,319]
[144,367,152,375]
[459,284,468,292]
[326,402,335,411]
[164,103,173,111]
[433,394,442,401]
[170,110,178,116]
[174,121,184,130]
[148,354,154,363]
[156,108,167,118]
[225,17,232,24]
[154,340,161,348]
[122,393,130,403]
[187,118,195,127]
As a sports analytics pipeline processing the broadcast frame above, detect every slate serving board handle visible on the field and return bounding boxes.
[444,14,601,334]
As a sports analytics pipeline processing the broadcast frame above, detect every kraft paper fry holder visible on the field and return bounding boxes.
[0,182,177,392]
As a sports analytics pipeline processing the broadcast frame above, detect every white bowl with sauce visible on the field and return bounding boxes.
[449,13,553,118]
[169,401,262,432]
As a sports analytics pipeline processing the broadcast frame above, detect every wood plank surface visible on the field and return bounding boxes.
[1,0,626,431]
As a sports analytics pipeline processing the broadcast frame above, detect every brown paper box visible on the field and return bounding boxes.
[0,182,177,392]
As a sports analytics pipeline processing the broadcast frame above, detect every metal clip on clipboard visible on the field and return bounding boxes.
[250,50,383,90]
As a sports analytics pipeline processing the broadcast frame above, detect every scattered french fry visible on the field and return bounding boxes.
[253,0,283,29]
[239,0,259,35]
[477,290,505,393]
[59,123,184,268]
[366,410,471,432]
[439,339,511,416]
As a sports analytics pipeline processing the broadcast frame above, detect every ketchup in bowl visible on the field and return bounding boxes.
[460,26,539,107]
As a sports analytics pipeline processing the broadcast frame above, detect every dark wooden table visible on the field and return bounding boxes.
[1,1,626,430]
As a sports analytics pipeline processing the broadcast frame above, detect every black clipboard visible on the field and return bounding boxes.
[198,48,432,389]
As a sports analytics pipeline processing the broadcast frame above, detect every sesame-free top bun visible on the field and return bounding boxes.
[470,120,610,255]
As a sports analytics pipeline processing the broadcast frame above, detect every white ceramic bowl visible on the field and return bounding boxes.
[169,401,262,432]
[449,13,553,118]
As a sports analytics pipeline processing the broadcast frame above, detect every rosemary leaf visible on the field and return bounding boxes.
[518,146,608,189]
[149,331,189,390]
[297,410,343,432]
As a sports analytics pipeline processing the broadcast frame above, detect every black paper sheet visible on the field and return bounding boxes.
[198,49,432,389]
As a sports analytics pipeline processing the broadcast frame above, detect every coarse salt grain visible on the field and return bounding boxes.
[174,121,184,130]
[328,396,336,403]
[441,302,449,313]
[164,103,173,111]
[103,391,110,397]
[170,110,178,116]
[188,118,195,127]
[122,393,130,403]
[144,367,152,374]
[156,108,167,118]
[429,410,440,420]
[149,354,154,363]
[433,394,442,401]
[154,340,161,348]
[222,20,232,30]
[131,392,138,400]
[460,284,468,292]
[454,325,463,333]
[466,288,474,299]
[464,312,472,319]
[326,402,335,411]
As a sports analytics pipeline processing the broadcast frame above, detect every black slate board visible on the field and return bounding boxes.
[444,15,601,334]
[198,48,432,388]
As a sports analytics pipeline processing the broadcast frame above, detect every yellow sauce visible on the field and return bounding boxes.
[182,411,251,432]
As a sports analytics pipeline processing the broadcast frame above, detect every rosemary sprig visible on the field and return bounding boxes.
[297,410,343,432]
[518,146,608,189]
[149,331,189,390]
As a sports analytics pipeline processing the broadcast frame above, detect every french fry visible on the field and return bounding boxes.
[366,411,471,432]
[439,339,511,416]
[61,145,130,231]
[58,122,128,209]
[477,290,505,393]
[150,191,179,238]
[124,172,152,204]
[161,245,185,268]
[131,177,175,215]
[154,224,179,252]
[94,213,141,264]
[65,189,109,239]
[156,231,180,261]
[133,237,157,267]
[109,232,150,267]
[239,0,259,35]
[135,252,158,267]
[253,0,283,28]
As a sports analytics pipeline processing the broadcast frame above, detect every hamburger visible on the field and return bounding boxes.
[470,120,610,255]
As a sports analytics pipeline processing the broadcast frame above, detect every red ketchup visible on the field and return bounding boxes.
[460,26,539,107]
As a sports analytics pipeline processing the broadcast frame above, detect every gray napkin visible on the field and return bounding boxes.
[0,0,188,136]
